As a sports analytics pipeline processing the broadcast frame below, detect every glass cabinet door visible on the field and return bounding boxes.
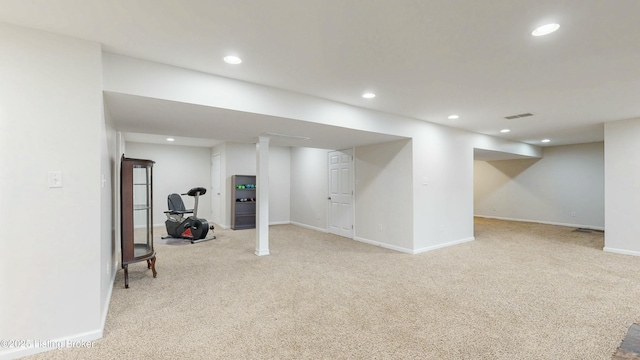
[132,164,153,256]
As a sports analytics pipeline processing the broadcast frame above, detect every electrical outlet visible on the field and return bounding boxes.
[571,211,576,217]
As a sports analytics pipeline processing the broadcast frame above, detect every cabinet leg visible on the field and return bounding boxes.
[150,256,157,278]
[124,265,129,289]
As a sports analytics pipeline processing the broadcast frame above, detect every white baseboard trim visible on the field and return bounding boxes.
[269,221,291,226]
[210,222,228,230]
[101,259,118,332]
[474,215,605,231]
[413,237,476,254]
[0,328,102,360]
[353,236,414,254]
[290,221,328,233]
[603,247,640,257]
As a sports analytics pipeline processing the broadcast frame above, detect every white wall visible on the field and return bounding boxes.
[604,118,640,255]
[100,100,117,330]
[215,142,291,229]
[225,142,257,228]
[290,147,330,231]
[410,127,475,252]
[124,142,212,228]
[355,140,414,252]
[474,142,605,230]
[0,23,104,358]
[268,146,291,224]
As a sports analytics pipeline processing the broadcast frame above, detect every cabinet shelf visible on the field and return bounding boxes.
[133,243,154,258]
[231,175,256,230]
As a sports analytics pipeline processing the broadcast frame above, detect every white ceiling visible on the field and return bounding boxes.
[2,0,639,150]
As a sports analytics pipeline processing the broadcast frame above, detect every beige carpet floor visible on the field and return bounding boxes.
[26,218,640,359]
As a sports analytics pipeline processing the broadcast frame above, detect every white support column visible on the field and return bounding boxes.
[255,136,270,256]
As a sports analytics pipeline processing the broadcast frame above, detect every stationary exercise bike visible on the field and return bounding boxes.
[162,187,216,244]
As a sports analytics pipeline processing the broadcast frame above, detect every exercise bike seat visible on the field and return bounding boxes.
[184,187,207,197]
[164,193,194,215]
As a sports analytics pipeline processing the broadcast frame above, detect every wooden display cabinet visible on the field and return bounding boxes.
[120,155,157,288]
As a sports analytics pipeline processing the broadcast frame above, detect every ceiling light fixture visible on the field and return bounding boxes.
[541,139,551,143]
[500,129,510,133]
[448,115,459,120]
[223,55,242,64]
[532,23,560,36]
[362,92,376,99]
[166,138,175,142]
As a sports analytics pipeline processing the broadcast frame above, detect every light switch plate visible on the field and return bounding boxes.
[48,171,63,188]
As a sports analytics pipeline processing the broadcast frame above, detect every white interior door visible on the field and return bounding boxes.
[211,154,221,225]
[328,149,353,238]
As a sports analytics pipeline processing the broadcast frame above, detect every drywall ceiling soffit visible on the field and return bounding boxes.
[474,148,540,162]
[105,92,407,150]
[2,1,640,145]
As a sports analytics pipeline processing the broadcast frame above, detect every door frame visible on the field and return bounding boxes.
[211,153,221,226]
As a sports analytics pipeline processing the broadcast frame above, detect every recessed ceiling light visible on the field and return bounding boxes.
[532,23,560,36]
[541,139,551,143]
[166,138,175,142]
[500,129,510,133]
[223,55,242,64]
[362,92,376,99]
[448,115,459,120]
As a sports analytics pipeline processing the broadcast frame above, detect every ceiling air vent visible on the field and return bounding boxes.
[505,113,533,120]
